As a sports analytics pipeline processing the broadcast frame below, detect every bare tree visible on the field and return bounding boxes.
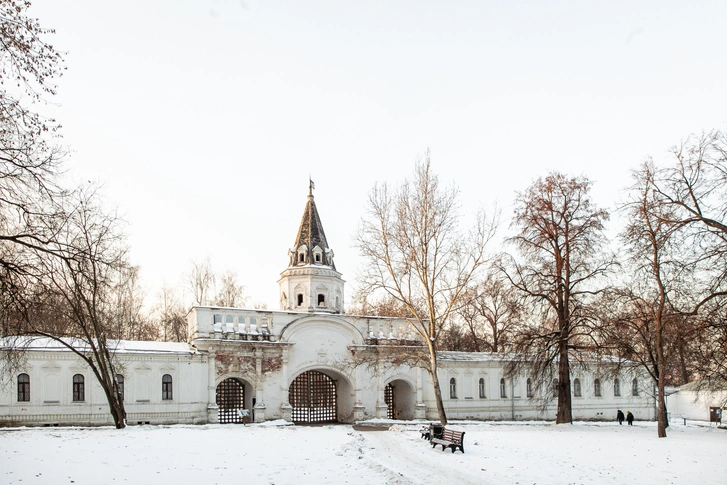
[213,269,248,308]
[109,265,159,341]
[356,154,497,425]
[187,258,215,306]
[0,0,66,291]
[501,172,612,424]
[19,188,130,428]
[615,161,690,437]
[453,272,522,352]
[349,288,412,318]
[646,130,727,392]
[155,283,188,342]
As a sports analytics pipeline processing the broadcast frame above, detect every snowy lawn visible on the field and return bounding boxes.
[1,419,724,485]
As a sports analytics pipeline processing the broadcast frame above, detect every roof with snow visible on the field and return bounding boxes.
[0,336,196,355]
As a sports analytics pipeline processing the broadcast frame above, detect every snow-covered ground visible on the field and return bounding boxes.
[1,420,723,485]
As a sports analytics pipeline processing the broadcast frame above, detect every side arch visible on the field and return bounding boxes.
[215,377,255,424]
[384,376,417,420]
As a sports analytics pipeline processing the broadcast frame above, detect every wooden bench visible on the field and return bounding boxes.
[430,428,465,453]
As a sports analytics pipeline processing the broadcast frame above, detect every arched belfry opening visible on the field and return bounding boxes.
[289,370,337,423]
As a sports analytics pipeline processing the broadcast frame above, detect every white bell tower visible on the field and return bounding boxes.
[278,182,345,313]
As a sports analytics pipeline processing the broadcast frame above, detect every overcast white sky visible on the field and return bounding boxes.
[30,0,727,309]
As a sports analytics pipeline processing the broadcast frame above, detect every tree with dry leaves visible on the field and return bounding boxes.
[452,272,522,353]
[356,154,497,425]
[612,161,690,437]
[647,131,727,393]
[501,172,612,424]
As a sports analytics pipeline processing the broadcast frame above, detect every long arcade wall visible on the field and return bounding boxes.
[0,307,657,426]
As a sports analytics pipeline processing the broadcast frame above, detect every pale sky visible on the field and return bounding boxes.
[30,0,727,309]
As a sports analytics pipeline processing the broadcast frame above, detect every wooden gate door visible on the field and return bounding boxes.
[216,378,245,424]
[289,370,337,423]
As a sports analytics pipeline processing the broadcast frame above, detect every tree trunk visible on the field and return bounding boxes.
[656,323,668,437]
[428,349,448,426]
[556,337,573,424]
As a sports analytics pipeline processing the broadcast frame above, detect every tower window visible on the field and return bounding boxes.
[298,253,305,263]
[315,253,321,262]
[318,294,325,306]
[297,294,304,306]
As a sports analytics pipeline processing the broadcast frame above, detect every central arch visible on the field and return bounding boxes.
[289,370,337,423]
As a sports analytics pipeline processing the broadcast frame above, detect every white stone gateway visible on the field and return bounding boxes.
[0,186,657,426]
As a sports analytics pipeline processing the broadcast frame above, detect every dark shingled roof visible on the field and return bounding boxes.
[292,188,335,270]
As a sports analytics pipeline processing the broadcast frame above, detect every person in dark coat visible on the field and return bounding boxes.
[617,409,625,425]
[626,411,634,425]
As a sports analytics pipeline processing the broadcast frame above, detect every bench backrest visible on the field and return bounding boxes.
[441,428,464,443]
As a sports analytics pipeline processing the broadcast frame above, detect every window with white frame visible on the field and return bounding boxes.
[72,374,85,402]
[162,374,173,400]
[17,373,30,402]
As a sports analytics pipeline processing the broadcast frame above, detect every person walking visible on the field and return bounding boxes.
[626,411,634,426]
[617,409,625,425]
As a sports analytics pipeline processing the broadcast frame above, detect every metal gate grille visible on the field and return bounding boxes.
[385,383,395,419]
[289,370,337,423]
[216,378,245,424]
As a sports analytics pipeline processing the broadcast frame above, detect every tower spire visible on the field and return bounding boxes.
[278,182,345,313]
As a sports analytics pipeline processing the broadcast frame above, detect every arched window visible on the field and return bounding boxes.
[72,374,85,402]
[526,378,533,398]
[162,374,173,400]
[116,374,124,401]
[298,252,305,263]
[594,378,601,397]
[317,294,325,306]
[614,378,621,397]
[17,373,30,402]
[478,378,486,398]
[500,378,507,398]
[297,294,304,306]
[632,379,639,396]
[573,378,581,397]
[552,379,558,398]
[449,378,457,399]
